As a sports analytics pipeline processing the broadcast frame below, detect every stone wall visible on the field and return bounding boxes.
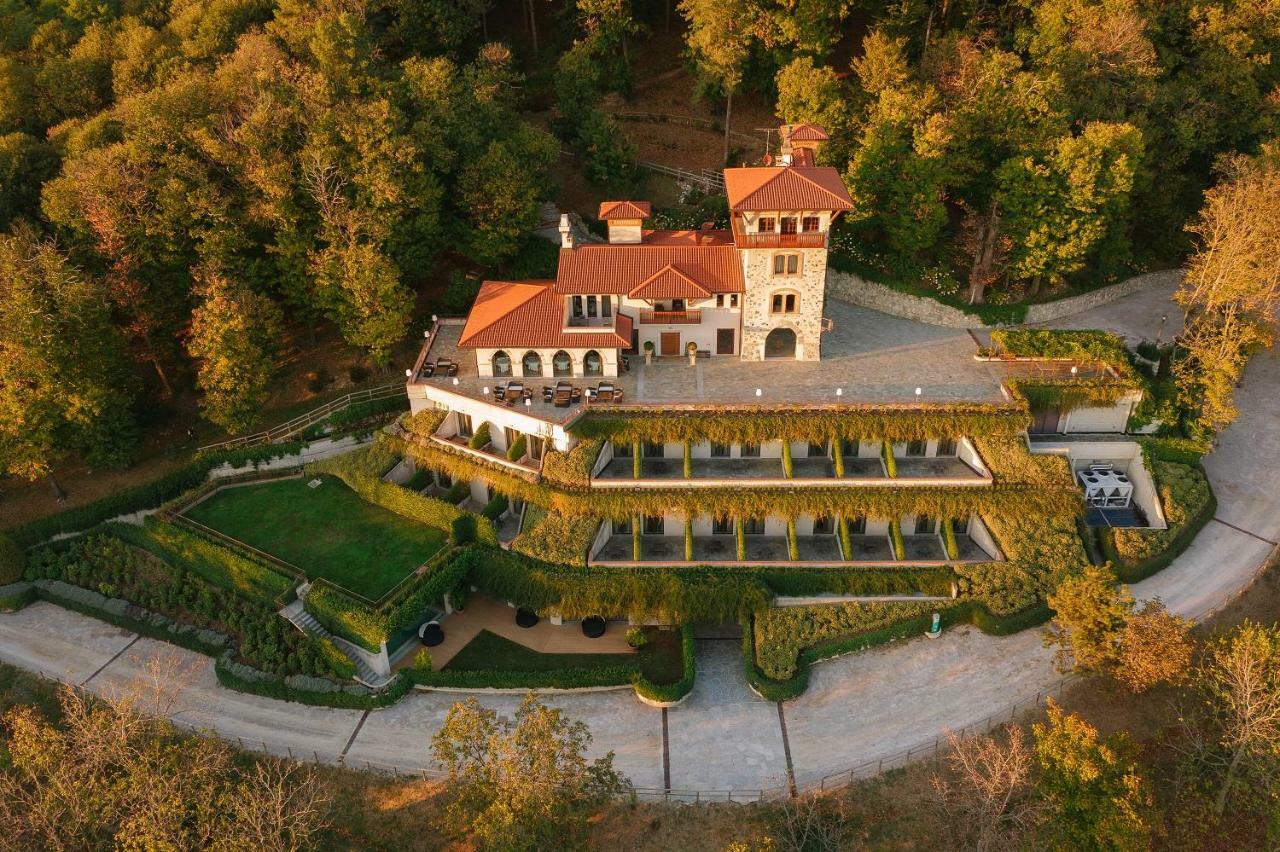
[826,268,1184,329]
[740,247,827,361]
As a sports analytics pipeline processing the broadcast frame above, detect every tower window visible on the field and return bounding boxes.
[730,294,739,308]
[780,217,797,235]
[771,292,799,314]
[773,254,800,275]
[758,216,776,233]
[802,216,820,232]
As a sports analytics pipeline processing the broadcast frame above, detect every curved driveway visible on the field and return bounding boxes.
[2,275,1276,798]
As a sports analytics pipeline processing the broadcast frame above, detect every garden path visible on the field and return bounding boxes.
[2,277,1277,798]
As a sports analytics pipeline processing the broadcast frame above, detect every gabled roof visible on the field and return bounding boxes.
[723,166,854,212]
[628,264,712,301]
[458,280,632,349]
[598,200,652,220]
[782,123,830,142]
[555,239,744,296]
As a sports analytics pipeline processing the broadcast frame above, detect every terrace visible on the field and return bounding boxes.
[590,531,980,565]
[407,299,1011,428]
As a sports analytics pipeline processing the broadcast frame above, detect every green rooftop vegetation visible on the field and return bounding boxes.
[184,475,447,600]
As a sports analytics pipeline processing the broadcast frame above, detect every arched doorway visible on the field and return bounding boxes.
[522,351,543,376]
[491,350,512,377]
[583,350,603,376]
[552,350,572,377]
[764,327,797,359]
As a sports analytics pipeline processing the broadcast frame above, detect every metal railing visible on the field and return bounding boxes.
[197,382,407,454]
[639,309,702,325]
[734,232,827,249]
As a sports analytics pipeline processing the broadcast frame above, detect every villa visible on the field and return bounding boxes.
[402,124,1161,573]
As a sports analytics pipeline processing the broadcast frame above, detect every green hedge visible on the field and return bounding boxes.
[408,664,635,690]
[0,533,23,583]
[510,506,599,566]
[1140,435,1210,465]
[881,440,898,478]
[482,494,509,520]
[0,581,36,611]
[215,656,411,709]
[1103,463,1216,583]
[506,435,527,462]
[541,439,604,488]
[989,329,1135,376]
[9,441,309,548]
[468,423,491,450]
[632,625,695,704]
[107,518,297,606]
[306,441,497,546]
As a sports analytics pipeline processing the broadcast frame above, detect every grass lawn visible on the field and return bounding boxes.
[184,475,446,599]
[444,628,684,685]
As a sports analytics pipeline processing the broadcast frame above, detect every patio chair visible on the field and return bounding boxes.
[522,388,533,401]
[495,382,507,398]
[446,362,459,377]
[420,362,436,378]
[585,388,597,402]
[571,387,583,403]
[619,355,630,372]
[542,385,554,402]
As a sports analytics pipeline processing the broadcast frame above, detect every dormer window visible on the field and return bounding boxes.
[571,296,583,318]
[758,216,776,233]
[601,296,611,317]
[780,217,797,235]
[802,216,820,232]
[587,296,598,318]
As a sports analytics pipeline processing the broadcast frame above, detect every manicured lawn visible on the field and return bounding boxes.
[444,628,684,684]
[184,475,446,599]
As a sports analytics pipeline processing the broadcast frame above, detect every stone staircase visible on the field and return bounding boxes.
[280,590,392,688]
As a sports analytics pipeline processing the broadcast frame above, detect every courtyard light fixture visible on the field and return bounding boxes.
[755,388,762,397]
[835,388,843,397]
[915,387,922,397]
[405,369,412,377]
[452,377,459,386]
[1071,365,1078,375]
[524,398,532,407]
[482,386,490,395]
[431,314,438,323]
[424,329,430,338]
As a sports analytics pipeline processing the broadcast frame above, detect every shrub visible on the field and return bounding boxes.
[1105,462,1214,581]
[753,601,942,680]
[942,518,959,560]
[626,626,647,648]
[510,508,598,565]
[482,494,509,520]
[348,363,370,383]
[781,442,794,478]
[215,656,410,709]
[633,625,695,704]
[444,482,470,504]
[889,519,905,560]
[0,533,24,584]
[541,439,604,488]
[452,514,477,544]
[468,423,492,450]
[108,518,296,606]
[414,649,434,672]
[506,435,527,462]
[0,582,36,611]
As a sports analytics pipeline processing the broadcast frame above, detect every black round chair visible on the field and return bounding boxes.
[516,608,539,628]
[420,621,444,647]
[581,616,606,639]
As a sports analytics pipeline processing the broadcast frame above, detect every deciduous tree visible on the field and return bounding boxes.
[1044,566,1132,676]
[1115,598,1193,693]
[932,725,1042,850]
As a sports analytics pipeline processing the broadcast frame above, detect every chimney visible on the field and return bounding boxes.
[559,213,574,249]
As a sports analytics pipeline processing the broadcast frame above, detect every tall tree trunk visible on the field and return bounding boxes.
[46,472,67,503]
[967,200,1001,304]
[1217,744,1247,816]
[150,355,174,400]
[723,89,734,164]
[528,0,539,56]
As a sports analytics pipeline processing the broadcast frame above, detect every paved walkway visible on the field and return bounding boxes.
[3,277,1277,798]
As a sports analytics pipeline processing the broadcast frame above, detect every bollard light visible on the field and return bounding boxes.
[755,388,762,397]
[524,398,532,407]
[915,387,922,397]
[405,368,412,377]
[482,386,490,395]
[835,387,843,397]
[452,377,459,386]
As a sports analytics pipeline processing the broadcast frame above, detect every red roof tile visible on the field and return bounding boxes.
[598,200,652,220]
[628,264,712,300]
[783,123,830,142]
[458,280,632,349]
[723,166,854,212]
[554,241,744,295]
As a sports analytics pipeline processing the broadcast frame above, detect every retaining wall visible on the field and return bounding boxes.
[825,269,1184,329]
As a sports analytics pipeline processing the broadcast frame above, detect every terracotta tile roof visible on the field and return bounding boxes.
[783,123,830,142]
[723,166,854,212]
[458,280,632,349]
[554,242,744,295]
[628,264,712,300]
[598,200,652,220]
[638,229,734,246]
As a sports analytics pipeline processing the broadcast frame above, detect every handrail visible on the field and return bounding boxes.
[198,382,406,454]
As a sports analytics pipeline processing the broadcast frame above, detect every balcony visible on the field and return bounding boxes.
[639,309,702,325]
[734,232,827,249]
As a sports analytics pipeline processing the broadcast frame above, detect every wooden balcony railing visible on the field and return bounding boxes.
[639,309,702,324]
[734,232,827,249]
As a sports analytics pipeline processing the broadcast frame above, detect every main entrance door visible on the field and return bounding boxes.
[764,327,797,359]
[716,328,735,355]
[660,332,681,356]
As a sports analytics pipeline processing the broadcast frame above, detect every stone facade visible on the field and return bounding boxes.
[739,247,828,361]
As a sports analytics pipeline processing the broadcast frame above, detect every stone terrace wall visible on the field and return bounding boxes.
[826,269,1184,329]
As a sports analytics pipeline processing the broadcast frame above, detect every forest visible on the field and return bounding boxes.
[0,0,1277,483]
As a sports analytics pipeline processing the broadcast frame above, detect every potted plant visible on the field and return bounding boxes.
[643,340,654,365]
[687,341,698,365]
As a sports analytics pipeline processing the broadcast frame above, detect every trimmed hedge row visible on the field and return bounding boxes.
[215,656,410,709]
[633,625,696,704]
[1102,464,1217,584]
[306,440,498,546]
[743,600,1053,699]
[0,581,37,611]
[107,518,297,606]
[9,441,309,548]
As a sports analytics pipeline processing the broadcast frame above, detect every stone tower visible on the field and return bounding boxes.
[723,125,853,362]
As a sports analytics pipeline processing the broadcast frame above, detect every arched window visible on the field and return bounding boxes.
[552,350,572,377]
[583,350,603,376]
[522,351,543,376]
[491,350,512,377]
